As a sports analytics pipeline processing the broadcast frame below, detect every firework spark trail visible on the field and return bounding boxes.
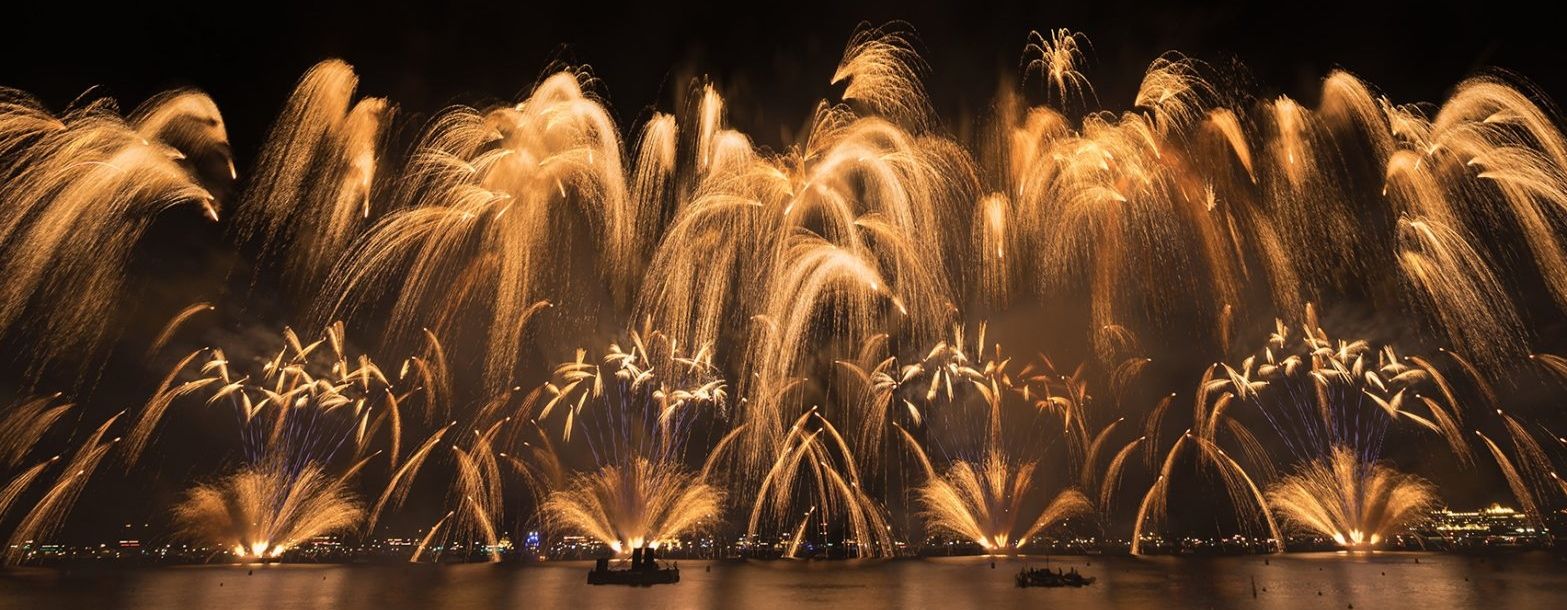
[239,60,388,287]
[1188,435,1283,551]
[1440,349,1563,509]
[0,87,226,371]
[904,436,1090,554]
[1025,29,1096,110]
[783,505,816,559]
[1081,418,1125,491]
[424,417,507,550]
[1498,410,1558,506]
[448,444,501,561]
[363,423,451,534]
[1532,352,1567,383]
[407,328,454,423]
[1406,355,1474,466]
[1142,393,1176,468]
[0,456,58,522]
[146,302,215,358]
[999,50,1242,362]
[4,412,122,564]
[219,30,1567,552]
[123,349,217,466]
[320,69,641,394]
[1475,430,1543,524]
[0,395,72,469]
[1395,217,1525,369]
[6,27,1567,391]
[1145,432,1238,551]
[1244,325,1452,479]
[1130,433,1185,555]
[833,24,934,129]
[973,193,1012,308]
[744,418,822,540]
[631,31,978,476]
[1436,77,1567,310]
[409,510,456,562]
[1097,436,1144,514]
[746,408,894,557]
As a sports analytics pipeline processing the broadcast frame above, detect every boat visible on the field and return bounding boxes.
[587,547,680,586]
[1015,565,1096,588]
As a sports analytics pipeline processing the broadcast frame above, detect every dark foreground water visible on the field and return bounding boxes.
[3,552,1565,609]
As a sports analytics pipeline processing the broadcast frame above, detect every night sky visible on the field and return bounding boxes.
[8,1,1567,160]
[3,0,1566,544]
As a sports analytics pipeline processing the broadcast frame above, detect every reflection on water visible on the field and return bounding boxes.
[3,552,1565,609]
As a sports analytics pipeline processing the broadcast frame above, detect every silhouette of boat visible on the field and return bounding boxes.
[587,547,680,586]
[1016,565,1096,588]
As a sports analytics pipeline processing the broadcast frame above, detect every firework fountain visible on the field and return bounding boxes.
[512,328,731,556]
[1132,308,1468,552]
[893,325,1097,554]
[149,324,394,559]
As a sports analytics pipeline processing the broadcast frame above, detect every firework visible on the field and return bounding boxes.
[5,24,1567,565]
[320,68,642,393]
[146,302,216,358]
[907,440,1090,554]
[887,324,1107,554]
[0,395,72,469]
[1133,311,1471,551]
[4,412,122,564]
[746,408,895,557]
[1266,446,1437,549]
[174,458,364,559]
[497,329,734,557]
[542,456,722,553]
[240,60,388,288]
[130,324,410,560]
[0,87,226,369]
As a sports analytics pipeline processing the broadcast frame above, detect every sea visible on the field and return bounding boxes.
[3,552,1565,609]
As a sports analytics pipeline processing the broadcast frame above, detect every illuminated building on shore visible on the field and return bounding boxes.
[1425,503,1548,547]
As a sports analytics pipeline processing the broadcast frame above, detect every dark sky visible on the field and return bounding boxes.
[6,0,1566,162]
[4,0,1566,543]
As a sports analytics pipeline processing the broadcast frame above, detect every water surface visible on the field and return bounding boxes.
[3,552,1563,609]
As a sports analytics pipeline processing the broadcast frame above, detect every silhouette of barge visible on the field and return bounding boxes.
[587,547,680,586]
[1016,565,1096,588]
